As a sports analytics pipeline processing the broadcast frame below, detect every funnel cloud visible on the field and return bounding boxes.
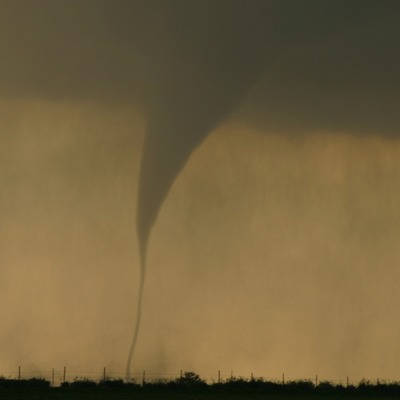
[1,0,400,381]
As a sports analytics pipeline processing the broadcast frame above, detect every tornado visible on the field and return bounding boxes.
[125,67,259,378]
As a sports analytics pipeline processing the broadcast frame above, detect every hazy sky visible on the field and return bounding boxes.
[1,0,400,382]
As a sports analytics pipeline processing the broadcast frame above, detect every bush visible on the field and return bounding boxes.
[175,371,206,386]
[69,378,97,388]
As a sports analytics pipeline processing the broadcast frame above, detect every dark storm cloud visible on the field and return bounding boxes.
[2,1,398,104]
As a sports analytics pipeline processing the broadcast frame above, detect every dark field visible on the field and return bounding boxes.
[2,375,400,400]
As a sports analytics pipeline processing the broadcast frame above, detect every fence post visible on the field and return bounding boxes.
[180,369,182,379]
[218,370,221,384]
[315,374,318,386]
[142,370,146,386]
[282,373,285,384]
[103,367,106,381]
[346,377,349,387]
[18,366,21,380]
[63,366,66,384]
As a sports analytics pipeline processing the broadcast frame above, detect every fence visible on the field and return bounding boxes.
[0,366,398,388]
